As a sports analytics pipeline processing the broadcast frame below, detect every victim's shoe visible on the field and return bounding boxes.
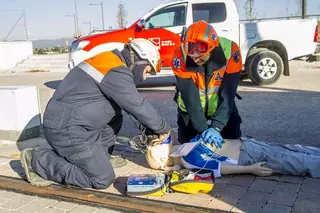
[20,148,54,187]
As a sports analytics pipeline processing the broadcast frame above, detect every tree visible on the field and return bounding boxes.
[244,0,259,22]
[116,1,127,29]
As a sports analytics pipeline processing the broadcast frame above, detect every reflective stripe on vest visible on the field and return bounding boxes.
[177,38,233,117]
[177,71,223,116]
[78,51,126,83]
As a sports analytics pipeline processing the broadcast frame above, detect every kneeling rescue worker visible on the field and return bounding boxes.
[171,20,243,148]
[20,38,171,189]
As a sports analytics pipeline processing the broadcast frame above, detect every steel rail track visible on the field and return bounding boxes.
[0,175,228,213]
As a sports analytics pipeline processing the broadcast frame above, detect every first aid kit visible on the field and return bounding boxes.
[125,173,169,196]
[125,169,215,196]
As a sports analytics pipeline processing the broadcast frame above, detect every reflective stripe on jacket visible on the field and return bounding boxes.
[172,37,242,117]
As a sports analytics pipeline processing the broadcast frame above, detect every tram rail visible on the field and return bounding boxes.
[0,175,227,213]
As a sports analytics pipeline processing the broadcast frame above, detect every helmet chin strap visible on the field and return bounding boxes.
[129,48,136,70]
[129,46,148,71]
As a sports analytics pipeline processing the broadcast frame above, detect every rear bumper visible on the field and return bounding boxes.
[314,43,320,55]
[307,43,320,62]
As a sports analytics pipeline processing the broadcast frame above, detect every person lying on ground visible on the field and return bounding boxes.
[146,136,320,179]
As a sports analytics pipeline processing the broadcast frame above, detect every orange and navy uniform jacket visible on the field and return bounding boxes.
[43,49,170,142]
[171,37,242,134]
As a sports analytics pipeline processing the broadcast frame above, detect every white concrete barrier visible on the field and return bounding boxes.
[0,86,41,141]
[0,41,33,71]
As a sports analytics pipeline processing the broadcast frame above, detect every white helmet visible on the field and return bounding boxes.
[128,38,163,75]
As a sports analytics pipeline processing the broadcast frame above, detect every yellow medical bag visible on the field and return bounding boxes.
[169,169,215,194]
[125,169,215,196]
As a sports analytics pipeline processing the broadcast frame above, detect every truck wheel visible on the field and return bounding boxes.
[246,50,284,85]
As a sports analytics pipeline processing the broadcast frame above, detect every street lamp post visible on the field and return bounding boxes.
[89,1,105,30]
[101,1,105,30]
[66,14,77,38]
[302,0,307,19]
[74,0,80,36]
[22,9,28,40]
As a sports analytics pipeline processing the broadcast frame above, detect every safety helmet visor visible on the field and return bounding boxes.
[183,41,209,57]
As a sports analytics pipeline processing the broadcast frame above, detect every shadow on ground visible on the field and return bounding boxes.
[44,80,61,90]
[113,176,128,195]
[9,160,26,179]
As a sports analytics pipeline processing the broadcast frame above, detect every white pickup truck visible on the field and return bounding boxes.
[69,0,319,85]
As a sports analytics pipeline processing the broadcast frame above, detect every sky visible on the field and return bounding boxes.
[0,0,319,41]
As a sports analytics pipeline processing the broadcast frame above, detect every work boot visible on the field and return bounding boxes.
[110,156,127,168]
[20,148,54,187]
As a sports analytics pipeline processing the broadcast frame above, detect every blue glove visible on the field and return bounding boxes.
[200,128,224,148]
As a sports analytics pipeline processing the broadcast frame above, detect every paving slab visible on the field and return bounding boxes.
[0,191,21,200]
[292,198,320,213]
[216,184,247,205]
[238,190,270,206]
[50,201,78,211]
[18,198,57,213]
[0,143,20,159]
[0,194,37,210]
[206,198,234,211]
[0,198,9,206]
[215,175,233,184]
[157,192,189,203]
[231,203,262,213]
[38,208,66,213]
[273,182,301,193]
[297,188,320,200]
[94,209,123,213]
[0,190,125,213]
[0,208,11,213]
[267,190,297,206]
[181,196,211,207]
[257,175,281,182]
[261,203,292,213]
[279,175,304,184]
[228,175,255,187]
[249,179,277,193]
[67,205,98,213]
[301,178,320,192]
[0,158,10,166]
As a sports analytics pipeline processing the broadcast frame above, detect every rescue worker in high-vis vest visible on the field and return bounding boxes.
[171,20,243,149]
[20,38,171,189]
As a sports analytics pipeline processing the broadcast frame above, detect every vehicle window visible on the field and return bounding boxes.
[192,3,226,23]
[145,4,187,29]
